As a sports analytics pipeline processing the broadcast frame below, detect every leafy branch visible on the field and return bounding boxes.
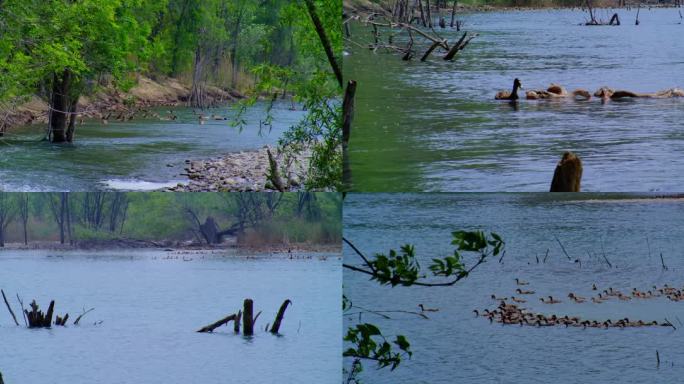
[343,230,504,287]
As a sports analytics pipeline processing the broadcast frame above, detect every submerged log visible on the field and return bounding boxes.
[550,152,582,192]
[270,299,292,334]
[1,289,19,326]
[197,314,237,333]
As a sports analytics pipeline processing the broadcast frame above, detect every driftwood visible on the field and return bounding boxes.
[197,314,237,333]
[550,152,582,192]
[1,289,19,326]
[270,299,292,334]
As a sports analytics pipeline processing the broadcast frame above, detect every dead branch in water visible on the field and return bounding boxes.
[197,313,237,333]
[347,13,476,62]
[73,307,95,325]
[270,299,292,334]
[199,298,292,336]
[554,235,572,261]
[1,289,19,326]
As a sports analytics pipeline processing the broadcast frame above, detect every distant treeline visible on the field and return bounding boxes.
[350,0,678,9]
[0,192,342,247]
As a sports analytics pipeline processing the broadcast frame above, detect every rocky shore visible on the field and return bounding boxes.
[168,145,311,192]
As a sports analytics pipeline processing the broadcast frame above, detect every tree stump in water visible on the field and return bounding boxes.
[609,13,620,25]
[25,300,55,328]
[243,299,254,336]
[550,152,582,192]
[55,313,69,326]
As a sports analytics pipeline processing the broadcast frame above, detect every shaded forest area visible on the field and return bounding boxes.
[0,0,342,189]
[0,192,342,248]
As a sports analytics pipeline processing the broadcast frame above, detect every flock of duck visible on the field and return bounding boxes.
[495,78,684,102]
[93,108,229,126]
[474,278,683,329]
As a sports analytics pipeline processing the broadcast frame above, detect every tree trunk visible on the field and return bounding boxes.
[342,80,357,190]
[49,69,73,143]
[190,45,206,109]
[304,0,343,88]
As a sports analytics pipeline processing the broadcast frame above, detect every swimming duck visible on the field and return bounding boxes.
[568,293,586,303]
[516,288,535,295]
[495,78,523,101]
[511,296,527,303]
[515,278,529,286]
[540,296,561,304]
[418,304,439,312]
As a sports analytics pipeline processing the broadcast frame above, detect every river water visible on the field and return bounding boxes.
[0,250,340,384]
[344,193,684,383]
[344,8,684,192]
[0,102,303,191]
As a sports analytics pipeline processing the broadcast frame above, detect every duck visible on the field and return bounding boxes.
[418,304,439,312]
[491,294,508,300]
[540,296,561,304]
[515,278,529,286]
[495,78,523,101]
[516,288,535,295]
[571,89,592,100]
[511,296,527,303]
[568,293,586,303]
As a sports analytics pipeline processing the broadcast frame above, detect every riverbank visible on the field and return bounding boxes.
[0,239,341,254]
[168,144,312,192]
[344,0,681,14]
[0,75,243,135]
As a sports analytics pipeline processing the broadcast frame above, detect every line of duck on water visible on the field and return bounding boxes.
[474,279,684,328]
[495,78,684,102]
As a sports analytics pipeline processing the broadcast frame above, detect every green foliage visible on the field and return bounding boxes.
[343,323,412,371]
[367,230,504,287]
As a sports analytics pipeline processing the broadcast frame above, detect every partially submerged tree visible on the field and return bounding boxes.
[1,0,162,142]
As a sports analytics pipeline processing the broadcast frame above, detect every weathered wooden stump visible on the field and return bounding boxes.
[25,300,55,328]
[550,152,582,192]
[243,299,254,336]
